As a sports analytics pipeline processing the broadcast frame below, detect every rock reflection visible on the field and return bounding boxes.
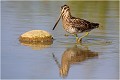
[20,41,53,50]
[53,45,98,78]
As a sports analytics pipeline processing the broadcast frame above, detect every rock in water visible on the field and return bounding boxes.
[19,30,53,42]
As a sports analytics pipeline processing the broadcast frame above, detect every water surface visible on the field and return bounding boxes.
[1,1,119,79]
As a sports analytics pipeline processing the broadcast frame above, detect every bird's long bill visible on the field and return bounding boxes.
[52,13,62,30]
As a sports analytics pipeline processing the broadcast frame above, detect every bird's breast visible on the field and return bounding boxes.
[61,18,77,34]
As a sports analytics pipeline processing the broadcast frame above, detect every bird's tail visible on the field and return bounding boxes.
[91,23,99,28]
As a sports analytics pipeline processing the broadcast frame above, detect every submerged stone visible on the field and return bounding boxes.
[20,41,53,50]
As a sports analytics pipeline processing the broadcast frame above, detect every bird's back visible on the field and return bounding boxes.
[69,17,99,33]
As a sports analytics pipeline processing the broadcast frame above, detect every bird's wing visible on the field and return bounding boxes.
[70,17,91,32]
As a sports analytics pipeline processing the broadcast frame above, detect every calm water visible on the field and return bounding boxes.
[1,1,119,79]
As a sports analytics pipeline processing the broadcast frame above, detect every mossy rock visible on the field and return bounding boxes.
[19,30,53,42]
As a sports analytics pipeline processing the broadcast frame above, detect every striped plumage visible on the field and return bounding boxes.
[53,5,99,43]
[62,17,99,34]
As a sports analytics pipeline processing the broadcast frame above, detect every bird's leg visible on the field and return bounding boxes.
[64,34,70,37]
[74,34,79,42]
[65,34,74,37]
[78,32,89,42]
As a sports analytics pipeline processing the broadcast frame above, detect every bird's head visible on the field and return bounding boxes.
[61,5,70,15]
[52,5,70,30]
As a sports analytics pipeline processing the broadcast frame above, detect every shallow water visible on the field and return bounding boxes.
[1,1,119,79]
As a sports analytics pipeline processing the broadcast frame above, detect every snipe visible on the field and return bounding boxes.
[52,5,99,43]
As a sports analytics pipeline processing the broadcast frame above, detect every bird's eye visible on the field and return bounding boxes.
[64,7,67,10]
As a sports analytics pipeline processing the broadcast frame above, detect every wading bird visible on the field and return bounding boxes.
[52,5,99,43]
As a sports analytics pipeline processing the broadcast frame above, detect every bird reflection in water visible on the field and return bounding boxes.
[52,45,98,78]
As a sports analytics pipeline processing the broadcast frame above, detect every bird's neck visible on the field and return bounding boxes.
[62,11,72,20]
